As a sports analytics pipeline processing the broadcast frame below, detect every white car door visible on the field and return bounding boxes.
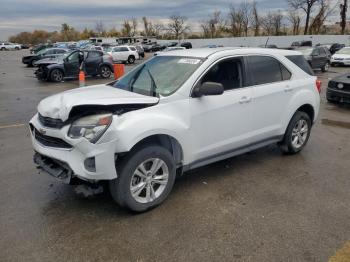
[111,47,122,62]
[189,57,254,163]
[246,55,294,142]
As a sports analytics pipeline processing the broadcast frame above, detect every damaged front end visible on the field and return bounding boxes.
[35,65,50,81]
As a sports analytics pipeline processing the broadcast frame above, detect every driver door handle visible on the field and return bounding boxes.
[239,96,252,104]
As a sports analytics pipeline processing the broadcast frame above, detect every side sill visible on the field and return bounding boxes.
[182,136,283,172]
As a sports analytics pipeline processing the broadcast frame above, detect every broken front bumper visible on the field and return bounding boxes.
[30,114,118,182]
[34,152,73,184]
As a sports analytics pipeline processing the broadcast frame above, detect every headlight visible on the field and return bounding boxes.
[68,114,112,143]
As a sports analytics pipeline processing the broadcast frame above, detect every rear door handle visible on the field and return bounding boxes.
[239,96,252,104]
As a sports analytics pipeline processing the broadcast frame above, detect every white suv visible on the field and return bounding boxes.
[30,48,320,212]
[0,42,21,50]
[107,45,139,64]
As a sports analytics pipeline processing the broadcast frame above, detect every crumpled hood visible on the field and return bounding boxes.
[37,84,159,121]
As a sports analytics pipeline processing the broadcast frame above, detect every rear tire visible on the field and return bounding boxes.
[279,111,312,155]
[100,65,111,78]
[321,62,330,72]
[128,56,135,64]
[50,69,64,82]
[109,145,176,212]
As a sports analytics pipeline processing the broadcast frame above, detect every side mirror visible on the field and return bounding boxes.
[192,82,224,97]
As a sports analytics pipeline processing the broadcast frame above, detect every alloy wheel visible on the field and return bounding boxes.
[51,70,63,82]
[291,119,309,149]
[130,158,169,204]
[101,66,111,78]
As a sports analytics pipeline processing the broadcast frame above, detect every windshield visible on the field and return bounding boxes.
[336,48,350,55]
[113,56,203,97]
[299,48,313,56]
[37,48,49,55]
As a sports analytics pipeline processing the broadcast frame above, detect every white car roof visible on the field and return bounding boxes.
[156,47,302,58]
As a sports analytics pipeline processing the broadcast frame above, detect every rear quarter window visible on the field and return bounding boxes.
[285,55,314,76]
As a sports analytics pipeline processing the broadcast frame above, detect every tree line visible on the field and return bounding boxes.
[9,0,349,45]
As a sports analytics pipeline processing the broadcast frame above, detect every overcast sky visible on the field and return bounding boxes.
[0,0,340,40]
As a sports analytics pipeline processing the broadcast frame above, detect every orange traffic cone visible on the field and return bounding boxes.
[79,70,85,87]
[113,64,125,80]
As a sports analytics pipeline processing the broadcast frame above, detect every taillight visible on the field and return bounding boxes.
[316,79,322,93]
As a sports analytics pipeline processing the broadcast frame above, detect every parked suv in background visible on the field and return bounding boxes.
[0,42,21,50]
[35,50,113,82]
[331,47,350,66]
[107,45,139,64]
[30,48,320,212]
[298,46,331,72]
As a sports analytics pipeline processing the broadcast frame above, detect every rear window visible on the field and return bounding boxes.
[286,55,314,76]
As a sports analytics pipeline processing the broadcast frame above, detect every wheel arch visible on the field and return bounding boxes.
[297,104,315,123]
[100,62,113,72]
[127,134,184,168]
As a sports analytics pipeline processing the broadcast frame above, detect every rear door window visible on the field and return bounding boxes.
[246,56,286,85]
[285,55,314,75]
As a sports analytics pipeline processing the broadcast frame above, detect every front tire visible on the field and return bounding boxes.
[50,69,64,82]
[30,59,38,67]
[279,111,312,154]
[109,145,176,212]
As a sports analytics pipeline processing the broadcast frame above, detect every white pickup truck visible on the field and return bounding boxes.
[30,48,320,212]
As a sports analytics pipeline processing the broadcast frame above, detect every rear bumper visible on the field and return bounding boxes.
[327,88,350,103]
[30,114,118,182]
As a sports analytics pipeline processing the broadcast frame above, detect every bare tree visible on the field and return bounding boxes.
[227,5,245,36]
[288,0,320,35]
[240,2,252,36]
[261,12,275,35]
[167,15,190,40]
[121,20,132,37]
[340,0,348,34]
[201,11,225,38]
[142,17,151,36]
[309,0,333,34]
[288,9,301,35]
[153,23,164,37]
[272,10,284,35]
[131,18,138,36]
[251,1,260,36]
[95,20,105,37]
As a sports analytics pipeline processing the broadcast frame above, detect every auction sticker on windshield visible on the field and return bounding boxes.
[177,58,201,65]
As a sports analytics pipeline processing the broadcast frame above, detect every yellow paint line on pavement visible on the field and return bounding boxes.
[0,123,25,129]
[329,241,350,262]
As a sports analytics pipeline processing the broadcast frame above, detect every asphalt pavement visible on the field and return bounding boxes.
[0,49,349,262]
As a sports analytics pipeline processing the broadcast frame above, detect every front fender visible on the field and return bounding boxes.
[47,64,65,75]
[104,105,190,162]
